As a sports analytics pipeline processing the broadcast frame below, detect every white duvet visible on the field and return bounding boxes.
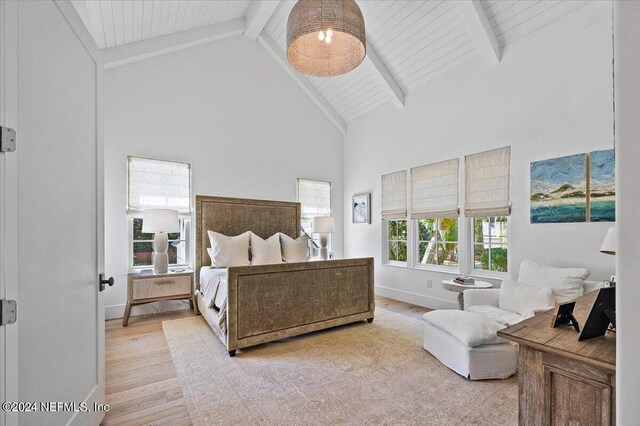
[199,267,229,333]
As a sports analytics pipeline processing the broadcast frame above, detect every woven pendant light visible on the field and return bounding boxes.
[287,0,366,77]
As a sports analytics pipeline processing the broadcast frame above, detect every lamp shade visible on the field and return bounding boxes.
[600,227,616,255]
[142,209,179,233]
[287,0,366,77]
[312,216,335,233]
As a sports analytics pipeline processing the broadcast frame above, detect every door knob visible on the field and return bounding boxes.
[99,273,114,292]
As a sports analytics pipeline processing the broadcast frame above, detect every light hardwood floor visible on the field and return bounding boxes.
[103,296,429,425]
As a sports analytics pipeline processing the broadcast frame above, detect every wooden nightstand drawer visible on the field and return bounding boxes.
[132,275,192,300]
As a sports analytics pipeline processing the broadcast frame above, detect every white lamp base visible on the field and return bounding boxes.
[318,233,330,260]
[153,232,169,274]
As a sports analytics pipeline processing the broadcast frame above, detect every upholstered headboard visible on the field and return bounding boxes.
[195,195,301,273]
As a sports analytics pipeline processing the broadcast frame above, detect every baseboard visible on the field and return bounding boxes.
[105,300,191,320]
[375,285,457,310]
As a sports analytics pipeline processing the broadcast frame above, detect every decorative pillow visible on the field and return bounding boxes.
[498,278,554,316]
[207,231,251,268]
[422,310,507,347]
[250,233,283,265]
[279,233,309,263]
[518,259,590,303]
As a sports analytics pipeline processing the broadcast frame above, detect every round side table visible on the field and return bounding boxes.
[442,279,493,310]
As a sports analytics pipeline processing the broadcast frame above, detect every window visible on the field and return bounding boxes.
[127,156,192,269]
[386,220,407,263]
[297,177,331,231]
[130,217,189,268]
[416,218,459,268]
[472,216,508,273]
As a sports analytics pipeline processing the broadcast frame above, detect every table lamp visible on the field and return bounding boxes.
[312,216,335,260]
[142,209,179,273]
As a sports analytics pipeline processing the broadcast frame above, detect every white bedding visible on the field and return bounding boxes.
[199,267,228,311]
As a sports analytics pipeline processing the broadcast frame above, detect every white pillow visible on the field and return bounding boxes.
[499,278,554,316]
[250,233,283,266]
[207,231,251,268]
[422,310,507,347]
[518,259,590,303]
[279,233,309,263]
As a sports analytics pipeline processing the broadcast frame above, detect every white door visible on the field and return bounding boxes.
[0,1,19,426]
[1,1,107,425]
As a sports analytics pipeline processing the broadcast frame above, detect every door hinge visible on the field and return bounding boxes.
[0,126,17,152]
[0,299,17,325]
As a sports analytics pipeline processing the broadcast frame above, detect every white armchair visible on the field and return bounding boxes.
[463,275,603,327]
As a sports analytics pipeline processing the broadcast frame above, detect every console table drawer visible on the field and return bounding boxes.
[132,276,191,300]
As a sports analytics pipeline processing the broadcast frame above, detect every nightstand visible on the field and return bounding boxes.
[123,269,195,326]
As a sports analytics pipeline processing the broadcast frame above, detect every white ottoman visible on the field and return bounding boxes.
[422,310,517,380]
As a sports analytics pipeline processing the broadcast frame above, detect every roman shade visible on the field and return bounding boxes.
[465,147,511,217]
[411,158,459,219]
[381,170,407,219]
[297,178,331,219]
[128,156,191,214]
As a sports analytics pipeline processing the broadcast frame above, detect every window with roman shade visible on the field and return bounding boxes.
[411,158,459,219]
[296,178,332,219]
[465,147,511,217]
[127,156,191,214]
[381,170,407,219]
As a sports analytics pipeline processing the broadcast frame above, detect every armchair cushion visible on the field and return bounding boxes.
[464,288,500,309]
[499,278,554,316]
[422,310,507,347]
[466,305,524,326]
[518,259,590,303]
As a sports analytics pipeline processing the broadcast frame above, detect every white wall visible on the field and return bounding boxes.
[104,36,344,318]
[614,1,640,423]
[344,2,615,309]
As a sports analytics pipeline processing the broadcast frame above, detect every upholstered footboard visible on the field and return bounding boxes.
[224,257,374,355]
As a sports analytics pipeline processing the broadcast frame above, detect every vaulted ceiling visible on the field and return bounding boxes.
[72,0,591,133]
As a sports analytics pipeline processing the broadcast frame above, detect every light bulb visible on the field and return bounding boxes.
[318,30,324,41]
[325,36,332,44]
[326,29,333,37]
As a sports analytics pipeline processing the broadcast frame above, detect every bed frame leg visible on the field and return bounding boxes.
[367,318,374,323]
[228,350,236,357]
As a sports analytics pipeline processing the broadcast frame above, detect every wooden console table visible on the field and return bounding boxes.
[498,291,615,426]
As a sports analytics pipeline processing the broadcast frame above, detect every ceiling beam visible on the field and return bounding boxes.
[103,18,246,69]
[258,32,347,134]
[458,0,500,64]
[245,1,281,40]
[363,42,405,109]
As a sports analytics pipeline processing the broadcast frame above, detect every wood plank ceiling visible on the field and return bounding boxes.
[73,0,592,127]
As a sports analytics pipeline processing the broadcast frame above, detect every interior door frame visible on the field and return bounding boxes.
[0,1,19,425]
[53,1,106,424]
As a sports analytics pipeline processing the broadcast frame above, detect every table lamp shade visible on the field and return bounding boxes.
[313,216,335,233]
[142,209,179,233]
[600,227,616,255]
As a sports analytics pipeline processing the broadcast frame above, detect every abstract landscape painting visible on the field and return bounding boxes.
[589,149,615,222]
[530,153,587,223]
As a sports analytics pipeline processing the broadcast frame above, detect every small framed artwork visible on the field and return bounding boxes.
[352,193,371,224]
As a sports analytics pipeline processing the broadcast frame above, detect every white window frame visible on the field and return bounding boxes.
[383,218,409,267]
[127,215,192,271]
[468,216,510,279]
[412,217,460,274]
[127,155,193,271]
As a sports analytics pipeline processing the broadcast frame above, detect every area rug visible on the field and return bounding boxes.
[162,308,517,425]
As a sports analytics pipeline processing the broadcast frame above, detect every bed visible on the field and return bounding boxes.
[193,195,375,357]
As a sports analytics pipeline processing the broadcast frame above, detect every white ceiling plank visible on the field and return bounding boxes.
[98,1,116,48]
[111,0,125,46]
[257,31,347,134]
[363,42,404,109]
[122,0,134,44]
[84,1,106,49]
[141,0,153,41]
[245,1,281,40]
[457,0,500,64]
[103,17,246,69]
